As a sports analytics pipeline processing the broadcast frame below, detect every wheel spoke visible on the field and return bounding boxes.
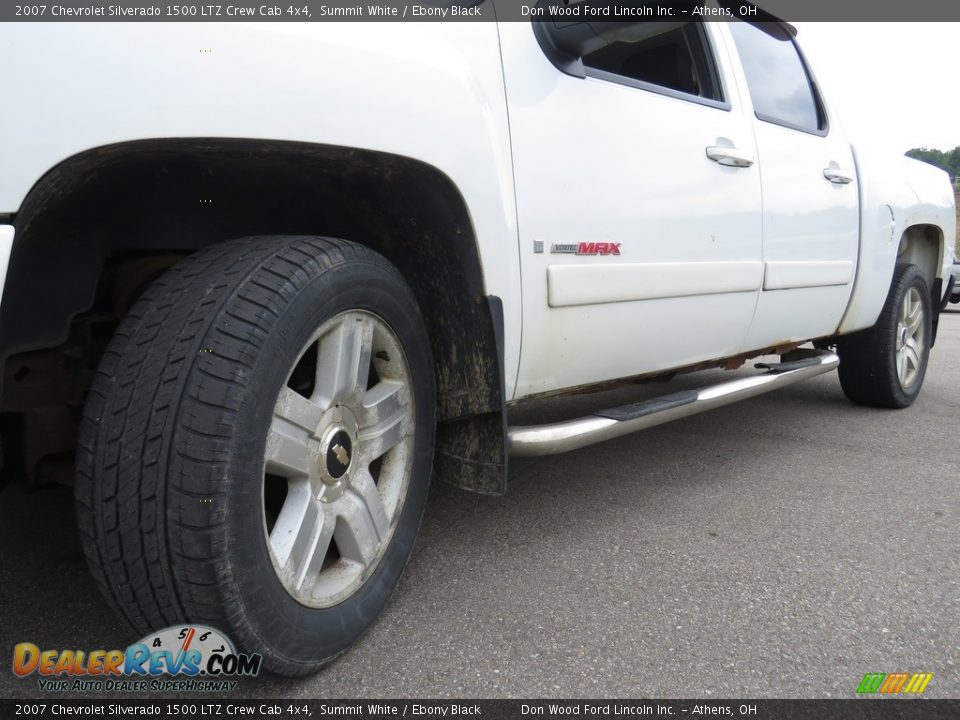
[314,314,373,410]
[903,341,921,372]
[334,485,386,567]
[360,380,406,427]
[294,507,336,591]
[265,415,313,478]
[359,417,405,463]
[357,381,407,462]
[269,481,321,569]
[352,466,391,530]
[274,386,324,433]
[905,301,923,335]
[897,348,908,383]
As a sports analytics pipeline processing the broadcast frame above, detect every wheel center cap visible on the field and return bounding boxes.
[314,406,359,498]
[325,429,353,480]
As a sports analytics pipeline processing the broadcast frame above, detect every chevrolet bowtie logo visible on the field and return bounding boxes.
[332,444,350,465]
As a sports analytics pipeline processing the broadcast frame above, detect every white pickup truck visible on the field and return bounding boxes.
[0,10,955,675]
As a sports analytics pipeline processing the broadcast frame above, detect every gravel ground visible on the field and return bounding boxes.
[2,310,958,700]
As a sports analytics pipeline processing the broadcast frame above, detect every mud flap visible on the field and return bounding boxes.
[433,296,508,496]
[931,277,942,347]
[434,411,508,496]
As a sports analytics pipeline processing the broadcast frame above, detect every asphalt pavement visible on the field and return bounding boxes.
[2,311,958,699]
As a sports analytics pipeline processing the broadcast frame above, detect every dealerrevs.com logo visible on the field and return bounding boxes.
[13,625,261,693]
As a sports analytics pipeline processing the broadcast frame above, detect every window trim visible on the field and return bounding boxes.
[533,20,732,112]
[733,23,831,138]
[583,67,732,112]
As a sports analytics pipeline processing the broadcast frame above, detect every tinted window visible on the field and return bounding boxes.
[728,21,822,132]
[582,23,722,102]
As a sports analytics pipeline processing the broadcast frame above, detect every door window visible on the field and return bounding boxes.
[582,23,723,102]
[728,21,824,134]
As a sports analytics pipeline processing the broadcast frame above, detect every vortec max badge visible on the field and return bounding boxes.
[550,242,622,256]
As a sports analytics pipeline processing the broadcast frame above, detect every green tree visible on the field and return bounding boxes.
[906,146,959,180]
[948,146,960,178]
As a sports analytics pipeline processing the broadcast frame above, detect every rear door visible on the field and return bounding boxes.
[499,20,764,397]
[722,20,859,350]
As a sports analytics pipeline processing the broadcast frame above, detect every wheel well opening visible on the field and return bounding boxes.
[897,223,943,290]
[0,139,505,485]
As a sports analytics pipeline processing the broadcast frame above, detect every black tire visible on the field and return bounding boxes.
[836,263,932,409]
[75,236,435,676]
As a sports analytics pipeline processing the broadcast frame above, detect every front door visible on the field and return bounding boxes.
[498,20,764,397]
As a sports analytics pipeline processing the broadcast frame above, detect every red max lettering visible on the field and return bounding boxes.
[576,242,621,256]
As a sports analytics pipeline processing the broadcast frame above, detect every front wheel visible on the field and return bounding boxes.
[75,236,435,676]
[836,263,932,408]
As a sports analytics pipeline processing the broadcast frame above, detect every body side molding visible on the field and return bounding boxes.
[546,261,762,308]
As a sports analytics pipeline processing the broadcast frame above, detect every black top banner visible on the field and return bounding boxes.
[3,0,960,22]
[2,700,960,720]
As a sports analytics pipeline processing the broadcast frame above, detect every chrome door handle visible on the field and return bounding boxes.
[823,167,854,184]
[705,145,755,168]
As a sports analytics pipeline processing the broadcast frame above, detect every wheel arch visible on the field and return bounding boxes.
[838,146,955,337]
[0,138,508,493]
[896,222,947,346]
[896,222,944,293]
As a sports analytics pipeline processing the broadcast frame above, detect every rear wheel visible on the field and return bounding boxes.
[836,263,931,408]
[75,236,435,675]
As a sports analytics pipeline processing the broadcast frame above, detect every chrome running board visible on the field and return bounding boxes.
[507,351,839,457]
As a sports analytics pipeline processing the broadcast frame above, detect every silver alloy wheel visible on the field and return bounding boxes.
[262,310,415,608]
[896,286,925,389]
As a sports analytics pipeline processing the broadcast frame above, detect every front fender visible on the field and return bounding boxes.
[0,21,522,398]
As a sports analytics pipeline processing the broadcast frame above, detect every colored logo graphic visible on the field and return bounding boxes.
[856,672,933,695]
[13,625,261,679]
[550,242,622,256]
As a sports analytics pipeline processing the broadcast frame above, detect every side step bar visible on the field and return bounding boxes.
[507,351,839,457]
